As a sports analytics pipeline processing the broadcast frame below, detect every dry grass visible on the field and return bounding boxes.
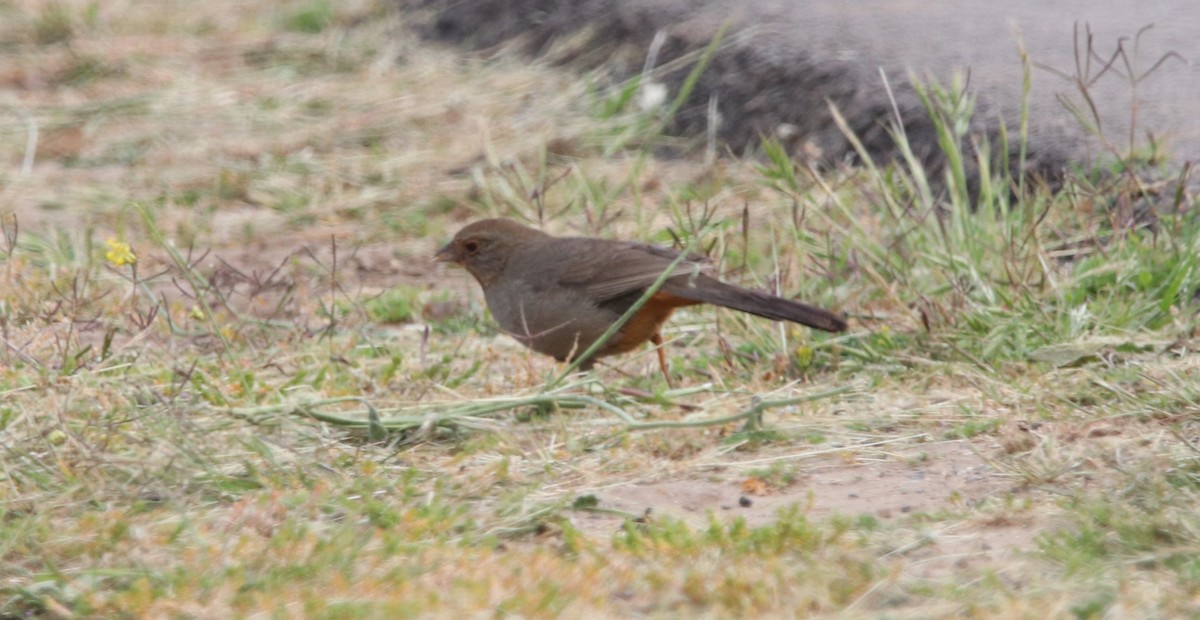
[2,0,1200,617]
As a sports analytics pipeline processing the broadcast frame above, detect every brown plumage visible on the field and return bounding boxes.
[435,218,847,373]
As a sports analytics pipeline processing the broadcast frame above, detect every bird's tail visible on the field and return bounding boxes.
[666,278,848,332]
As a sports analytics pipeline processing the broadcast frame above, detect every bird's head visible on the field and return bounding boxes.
[434,218,548,286]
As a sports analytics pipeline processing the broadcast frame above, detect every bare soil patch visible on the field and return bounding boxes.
[575,440,1043,577]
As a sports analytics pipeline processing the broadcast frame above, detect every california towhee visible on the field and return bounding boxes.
[435,218,847,373]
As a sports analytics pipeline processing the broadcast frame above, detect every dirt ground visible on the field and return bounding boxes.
[575,439,1042,577]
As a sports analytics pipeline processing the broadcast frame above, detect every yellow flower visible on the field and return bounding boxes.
[105,238,137,266]
[794,344,814,368]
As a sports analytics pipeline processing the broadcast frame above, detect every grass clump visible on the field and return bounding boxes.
[33,1,75,44]
[285,0,334,34]
[363,287,418,323]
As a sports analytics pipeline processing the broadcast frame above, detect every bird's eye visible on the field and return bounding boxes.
[462,240,480,254]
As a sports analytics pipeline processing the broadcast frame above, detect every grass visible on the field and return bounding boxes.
[2,0,1200,617]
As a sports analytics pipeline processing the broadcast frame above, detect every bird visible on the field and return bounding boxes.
[434,218,847,377]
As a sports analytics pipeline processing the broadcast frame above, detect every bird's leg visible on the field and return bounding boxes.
[649,332,673,388]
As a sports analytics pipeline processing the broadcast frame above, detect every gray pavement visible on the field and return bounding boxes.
[748,0,1200,164]
[421,0,1200,171]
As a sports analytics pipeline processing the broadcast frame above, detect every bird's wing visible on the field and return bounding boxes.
[554,239,711,302]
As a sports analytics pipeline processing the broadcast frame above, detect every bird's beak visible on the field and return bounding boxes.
[433,242,459,264]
